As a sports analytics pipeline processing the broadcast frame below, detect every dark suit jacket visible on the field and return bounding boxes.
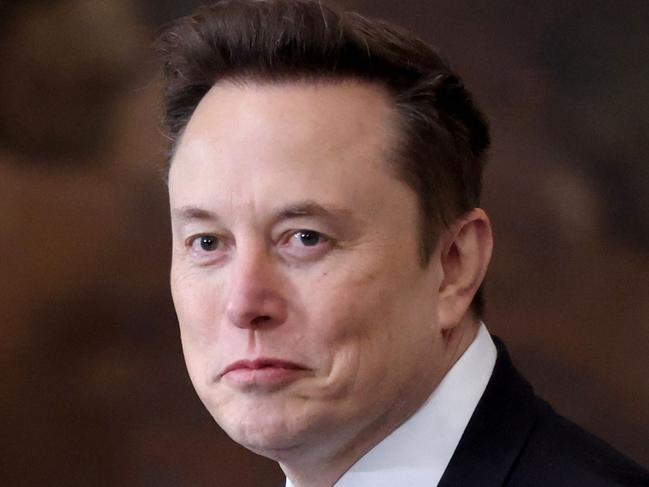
[437,338,649,486]
[279,339,649,487]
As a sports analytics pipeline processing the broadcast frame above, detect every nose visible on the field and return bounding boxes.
[225,245,288,329]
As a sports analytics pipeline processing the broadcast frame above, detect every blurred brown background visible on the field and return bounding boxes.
[1,0,648,485]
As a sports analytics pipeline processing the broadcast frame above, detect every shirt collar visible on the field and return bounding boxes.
[286,323,497,487]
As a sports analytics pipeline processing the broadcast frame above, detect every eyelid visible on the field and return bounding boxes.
[279,229,328,245]
[184,230,233,246]
[184,233,231,263]
[184,233,215,248]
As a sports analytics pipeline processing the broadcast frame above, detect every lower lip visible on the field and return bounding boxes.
[222,367,306,388]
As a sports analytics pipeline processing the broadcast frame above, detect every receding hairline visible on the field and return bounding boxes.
[167,75,407,170]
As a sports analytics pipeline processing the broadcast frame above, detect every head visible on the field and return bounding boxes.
[159,0,492,477]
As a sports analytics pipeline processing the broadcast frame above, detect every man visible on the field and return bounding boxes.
[157,1,649,485]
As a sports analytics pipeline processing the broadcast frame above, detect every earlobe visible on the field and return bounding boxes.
[437,208,493,330]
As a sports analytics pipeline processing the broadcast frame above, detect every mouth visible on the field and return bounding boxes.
[219,358,309,388]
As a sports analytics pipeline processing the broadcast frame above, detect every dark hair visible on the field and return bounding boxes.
[156,0,490,316]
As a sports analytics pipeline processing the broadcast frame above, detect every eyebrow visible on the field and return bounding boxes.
[172,206,219,222]
[271,200,354,222]
[171,200,355,225]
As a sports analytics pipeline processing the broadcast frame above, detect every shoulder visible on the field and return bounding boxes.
[507,379,649,486]
[442,336,649,487]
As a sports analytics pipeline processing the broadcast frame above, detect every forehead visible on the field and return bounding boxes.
[168,80,406,218]
[176,79,398,158]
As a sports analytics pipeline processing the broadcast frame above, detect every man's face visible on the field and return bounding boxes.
[169,81,448,458]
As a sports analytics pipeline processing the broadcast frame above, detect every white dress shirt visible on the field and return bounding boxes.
[285,323,497,487]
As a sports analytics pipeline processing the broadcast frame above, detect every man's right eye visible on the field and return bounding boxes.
[189,235,220,252]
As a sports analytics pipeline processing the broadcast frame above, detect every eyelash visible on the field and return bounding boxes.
[281,229,329,248]
[187,234,222,253]
[183,229,333,266]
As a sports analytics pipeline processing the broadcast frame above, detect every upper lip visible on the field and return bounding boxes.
[220,358,308,378]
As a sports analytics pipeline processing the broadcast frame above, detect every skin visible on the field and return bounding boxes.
[169,80,493,487]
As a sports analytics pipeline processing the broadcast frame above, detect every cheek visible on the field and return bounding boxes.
[300,259,437,397]
[318,265,404,339]
[299,266,405,383]
[170,266,224,372]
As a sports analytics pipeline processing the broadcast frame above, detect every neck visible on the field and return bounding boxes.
[280,318,481,487]
[443,316,481,370]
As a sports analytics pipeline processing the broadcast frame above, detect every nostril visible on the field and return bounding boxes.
[250,315,272,327]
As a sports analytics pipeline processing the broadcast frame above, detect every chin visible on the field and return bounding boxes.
[222,414,308,458]
[209,396,313,455]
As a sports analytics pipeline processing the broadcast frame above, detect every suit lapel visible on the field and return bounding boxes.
[437,338,538,487]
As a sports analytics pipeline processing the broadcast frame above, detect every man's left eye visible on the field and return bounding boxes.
[289,230,325,247]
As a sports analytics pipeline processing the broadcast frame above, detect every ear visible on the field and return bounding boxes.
[437,208,493,330]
